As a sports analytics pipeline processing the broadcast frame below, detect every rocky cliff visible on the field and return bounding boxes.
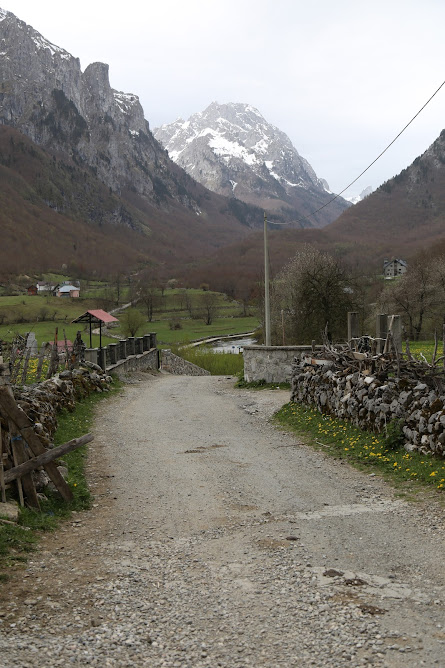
[0,8,268,277]
[0,8,203,214]
[155,102,350,228]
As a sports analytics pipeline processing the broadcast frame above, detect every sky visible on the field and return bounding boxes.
[3,0,445,197]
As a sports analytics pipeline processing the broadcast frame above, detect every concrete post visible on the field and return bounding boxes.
[389,315,402,353]
[85,348,98,365]
[347,312,360,346]
[127,337,136,355]
[135,337,144,355]
[149,332,157,349]
[376,314,388,354]
[108,343,118,365]
[119,340,127,360]
[143,334,151,351]
[97,348,107,371]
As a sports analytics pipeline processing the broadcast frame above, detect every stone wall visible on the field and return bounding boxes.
[291,359,445,456]
[7,363,113,449]
[107,349,159,379]
[243,345,322,383]
[161,350,210,376]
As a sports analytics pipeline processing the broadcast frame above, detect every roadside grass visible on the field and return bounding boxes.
[170,345,244,375]
[0,377,122,579]
[404,340,437,362]
[273,402,445,494]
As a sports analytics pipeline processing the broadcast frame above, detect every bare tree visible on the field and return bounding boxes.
[136,269,162,321]
[199,292,219,326]
[120,308,146,337]
[272,245,356,344]
[379,253,445,340]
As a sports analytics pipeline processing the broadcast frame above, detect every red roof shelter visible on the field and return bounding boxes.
[72,309,118,349]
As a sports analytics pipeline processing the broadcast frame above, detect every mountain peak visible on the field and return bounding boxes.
[154,102,349,228]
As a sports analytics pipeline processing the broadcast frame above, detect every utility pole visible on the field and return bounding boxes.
[264,212,271,346]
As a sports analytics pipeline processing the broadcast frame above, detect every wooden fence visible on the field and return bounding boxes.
[0,361,92,509]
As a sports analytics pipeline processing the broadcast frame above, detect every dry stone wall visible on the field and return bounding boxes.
[161,350,210,376]
[291,359,445,456]
[8,363,113,450]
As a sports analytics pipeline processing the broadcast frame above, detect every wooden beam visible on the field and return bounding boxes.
[10,426,40,509]
[4,434,93,484]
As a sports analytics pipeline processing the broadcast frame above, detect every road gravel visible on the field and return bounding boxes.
[0,372,444,667]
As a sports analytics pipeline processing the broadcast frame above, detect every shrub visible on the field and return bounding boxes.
[383,419,405,451]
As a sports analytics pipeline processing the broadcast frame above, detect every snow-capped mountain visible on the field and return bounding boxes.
[155,102,350,228]
[346,186,373,205]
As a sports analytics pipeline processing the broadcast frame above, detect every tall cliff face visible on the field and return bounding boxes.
[0,8,272,277]
[0,8,200,212]
[155,102,350,228]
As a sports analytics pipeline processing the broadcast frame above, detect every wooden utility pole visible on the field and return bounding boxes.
[264,212,271,346]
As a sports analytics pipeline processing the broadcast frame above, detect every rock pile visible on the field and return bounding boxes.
[291,359,445,456]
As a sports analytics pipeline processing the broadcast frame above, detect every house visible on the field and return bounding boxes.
[37,281,56,293]
[27,285,38,296]
[383,258,407,278]
[56,284,80,298]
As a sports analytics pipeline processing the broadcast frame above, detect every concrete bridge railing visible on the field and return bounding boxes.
[84,333,159,377]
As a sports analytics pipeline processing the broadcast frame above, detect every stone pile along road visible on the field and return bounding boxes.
[0,373,444,667]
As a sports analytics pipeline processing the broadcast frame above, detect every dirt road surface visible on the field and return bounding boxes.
[0,373,444,667]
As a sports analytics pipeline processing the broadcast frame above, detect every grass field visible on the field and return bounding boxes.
[0,293,117,346]
[151,315,258,346]
[0,287,258,349]
[170,345,245,375]
[0,320,116,348]
[404,340,442,363]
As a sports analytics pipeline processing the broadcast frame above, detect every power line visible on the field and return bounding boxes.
[291,79,445,225]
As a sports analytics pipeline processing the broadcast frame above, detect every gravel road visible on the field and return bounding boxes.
[1,372,444,667]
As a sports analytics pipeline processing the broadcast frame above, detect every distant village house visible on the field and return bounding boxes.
[36,281,56,293]
[27,280,80,297]
[383,258,407,278]
[56,284,80,298]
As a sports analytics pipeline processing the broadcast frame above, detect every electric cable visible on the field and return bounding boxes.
[287,79,445,225]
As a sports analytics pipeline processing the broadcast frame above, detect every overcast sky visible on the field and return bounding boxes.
[3,0,445,197]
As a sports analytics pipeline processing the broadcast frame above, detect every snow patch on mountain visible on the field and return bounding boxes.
[209,134,258,165]
[154,101,350,228]
[113,91,140,114]
[30,32,72,60]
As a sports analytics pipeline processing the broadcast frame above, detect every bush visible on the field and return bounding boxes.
[383,419,405,451]
[120,308,146,337]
